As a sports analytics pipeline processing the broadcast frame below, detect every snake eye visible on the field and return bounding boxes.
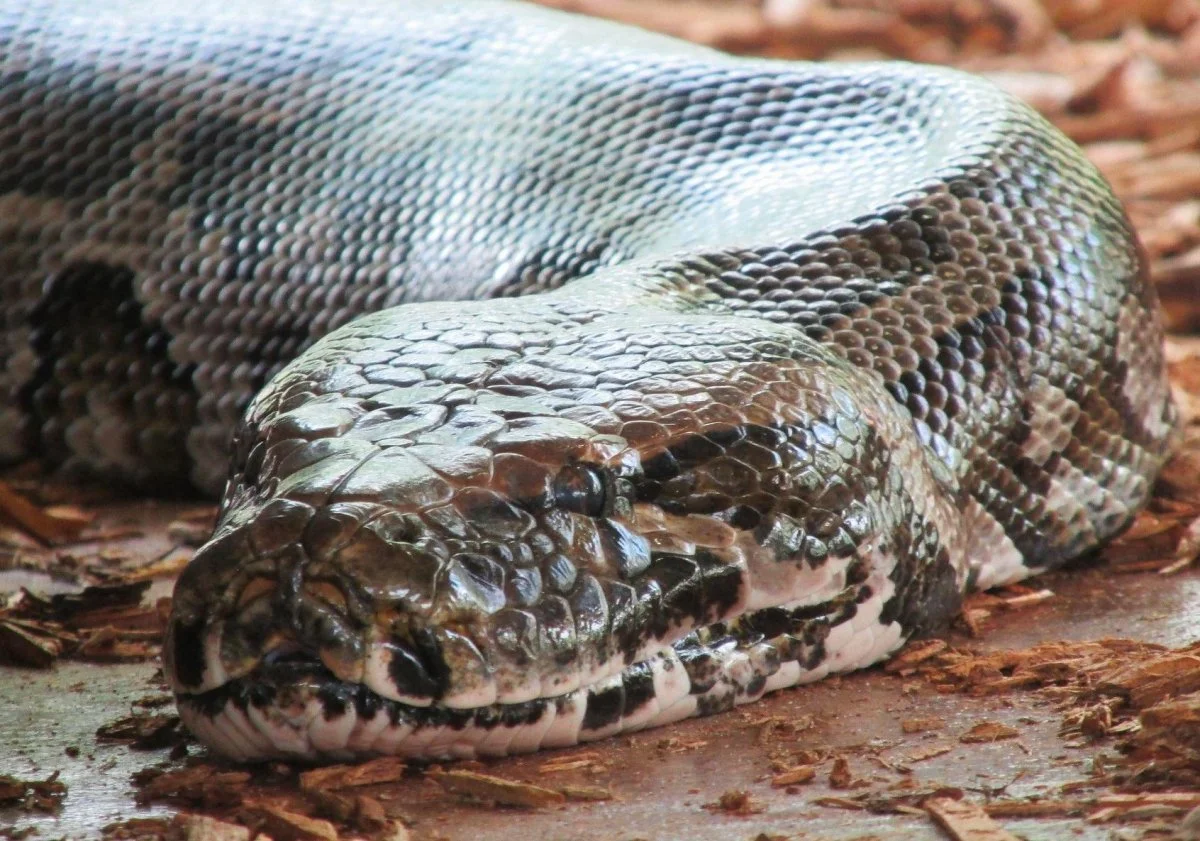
[553,464,608,517]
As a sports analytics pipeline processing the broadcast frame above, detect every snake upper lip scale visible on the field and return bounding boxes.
[1,0,1179,763]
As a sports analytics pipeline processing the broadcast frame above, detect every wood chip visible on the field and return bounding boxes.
[925,796,1022,841]
[426,769,565,809]
[1096,650,1200,708]
[558,784,614,802]
[983,799,1083,818]
[0,480,91,545]
[95,713,184,750]
[537,750,606,774]
[133,766,250,808]
[171,814,253,841]
[959,722,1021,743]
[299,756,408,791]
[0,772,67,813]
[829,756,855,788]
[902,716,945,733]
[908,743,955,763]
[243,804,339,841]
[702,789,764,815]
[884,639,949,673]
[770,765,817,787]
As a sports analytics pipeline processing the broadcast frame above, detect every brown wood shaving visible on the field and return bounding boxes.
[241,803,339,841]
[983,799,1085,818]
[96,713,185,750]
[299,757,408,791]
[701,789,765,815]
[883,639,949,673]
[0,772,67,813]
[959,722,1021,743]
[426,769,566,809]
[133,766,251,809]
[537,750,607,774]
[770,765,817,787]
[0,480,92,545]
[908,743,956,763]
[558,784,615,801]
[924,796,1022,841]
[169,814,252,841]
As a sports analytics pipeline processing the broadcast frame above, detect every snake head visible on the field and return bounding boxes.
[165,291,941,760]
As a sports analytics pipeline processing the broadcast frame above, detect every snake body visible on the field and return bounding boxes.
[1,0,1178,761]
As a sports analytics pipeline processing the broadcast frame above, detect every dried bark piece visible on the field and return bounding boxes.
[884,639,948,673]
[101,817,176,839]
[96,713,184,750]
[171,813,253,841]
[537,750,607,774]
[133,765,250,808]
[1097,792,1200,810]
[908,743,955,763]
[0,617,72,667]
[925,796,1021,841]
[829,756,854,789]
[770,765,817,787]
[0,772,67,813]
[299,756,408,791]
[0,480,92,545]
[902,717,945,734]
[426,769,566,809]
[702,789,764,815]
[1096,650,1200,708]
[983,799,1084,818]
[558,784,614,801]
[959,722,1020,743]
[243,804,339,841]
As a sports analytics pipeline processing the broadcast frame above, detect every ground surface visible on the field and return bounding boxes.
[2,536,1197,841]
[3,2,1200,840]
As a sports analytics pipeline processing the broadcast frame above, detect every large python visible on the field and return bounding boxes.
[1,0,1179,762]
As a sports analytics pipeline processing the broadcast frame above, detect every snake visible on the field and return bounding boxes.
[0,0,1179,763]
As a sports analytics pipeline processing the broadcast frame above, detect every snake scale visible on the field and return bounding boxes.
[0,0,1179,762]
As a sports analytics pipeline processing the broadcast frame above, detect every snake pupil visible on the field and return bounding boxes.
[553,464,608,517]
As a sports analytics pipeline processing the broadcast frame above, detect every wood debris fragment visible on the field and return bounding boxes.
[426,769,566,809]
[959,722,1021,743]
[96,712,185,751]
[299,757,408,791]
[0,771,67,813]
[133,765,251,808]
[0,480,92,545]
[908,743,956,763]
[924,796,1022,841]
[170,813,252,841]
[702,789,765,815]
[829,755,856,789]
[558,784,614,802]
[884,639,948,673]
[241,803,339,841]
[770,765,817,787]
[537,750,607,774]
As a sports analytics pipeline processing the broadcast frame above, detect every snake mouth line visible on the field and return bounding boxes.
[174,639,709,762]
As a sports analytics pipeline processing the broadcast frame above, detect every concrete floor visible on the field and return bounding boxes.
[2,543,1197,840]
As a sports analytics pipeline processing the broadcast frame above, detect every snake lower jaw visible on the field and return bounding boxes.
[172,636,702,762]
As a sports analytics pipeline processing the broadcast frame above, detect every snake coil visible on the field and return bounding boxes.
[0,0,1177,760]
